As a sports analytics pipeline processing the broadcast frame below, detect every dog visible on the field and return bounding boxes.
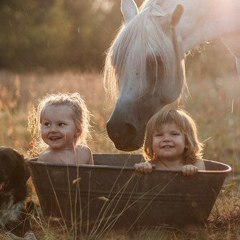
[0,147,37,239]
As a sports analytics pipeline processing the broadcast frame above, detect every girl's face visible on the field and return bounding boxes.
[152,122,186,161]
[41,105,81,150]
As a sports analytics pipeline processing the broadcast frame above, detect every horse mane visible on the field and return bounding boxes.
[104,0,185,102]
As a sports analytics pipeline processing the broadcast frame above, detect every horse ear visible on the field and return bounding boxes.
[121,0,139,23]
[170,4,184,27]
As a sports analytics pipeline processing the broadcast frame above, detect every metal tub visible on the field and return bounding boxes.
[28,154,231,232]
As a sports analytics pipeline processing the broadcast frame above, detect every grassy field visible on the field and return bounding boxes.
[0,40,240,239]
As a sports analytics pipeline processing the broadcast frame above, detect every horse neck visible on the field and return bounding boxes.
[169,0,240,53]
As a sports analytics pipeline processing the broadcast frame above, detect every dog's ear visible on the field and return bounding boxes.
[23,158,31,182]
[0,147,30,183]
[12,149,31,183]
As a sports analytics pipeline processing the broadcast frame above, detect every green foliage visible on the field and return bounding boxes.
[0,0,123,71]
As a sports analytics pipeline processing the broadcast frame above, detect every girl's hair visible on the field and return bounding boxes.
[37,92,90,146]
[144,108,203,164]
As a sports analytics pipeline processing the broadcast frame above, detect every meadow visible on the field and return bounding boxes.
[0,40,240,239]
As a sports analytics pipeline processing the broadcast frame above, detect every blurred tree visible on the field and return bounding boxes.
[0,0,72,70]
[63,0,123,70]
[0,0,143,71]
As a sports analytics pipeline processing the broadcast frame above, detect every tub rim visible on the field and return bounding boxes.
[28,157,232,174]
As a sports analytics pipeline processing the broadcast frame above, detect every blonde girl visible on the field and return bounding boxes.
[36,92,93,165]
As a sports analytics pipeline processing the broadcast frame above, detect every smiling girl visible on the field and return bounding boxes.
[134,108,205,176]
[36,93,93,165]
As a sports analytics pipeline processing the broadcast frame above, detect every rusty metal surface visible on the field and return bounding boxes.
[28,154,231,232]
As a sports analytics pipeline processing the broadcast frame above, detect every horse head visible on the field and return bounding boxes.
[104,0,185,151]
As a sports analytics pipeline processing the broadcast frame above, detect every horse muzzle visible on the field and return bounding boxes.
[106,114,145,151]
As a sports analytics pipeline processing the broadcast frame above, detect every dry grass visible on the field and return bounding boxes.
[0,70,125,156]
[0,63,239,169]
[0,41,240,239]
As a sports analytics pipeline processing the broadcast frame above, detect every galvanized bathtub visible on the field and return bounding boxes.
[28,154,231,233]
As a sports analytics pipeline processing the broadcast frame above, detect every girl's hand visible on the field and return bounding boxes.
[182,164,198,176]
[134,162,153,173]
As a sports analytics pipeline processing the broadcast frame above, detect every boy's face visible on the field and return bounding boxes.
[41,105,81,150]
[152,122,186,161]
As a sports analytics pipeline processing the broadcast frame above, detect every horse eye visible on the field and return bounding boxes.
[146,55,164,85]
[146,56,163,70]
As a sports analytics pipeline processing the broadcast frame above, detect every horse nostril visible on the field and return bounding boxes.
[106,120,137,143]
[106,113,142,150]
[124,122,137,141]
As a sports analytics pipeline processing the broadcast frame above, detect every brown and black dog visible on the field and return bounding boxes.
[0,147,37,239]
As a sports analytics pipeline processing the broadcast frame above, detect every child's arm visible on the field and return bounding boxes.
[37,151,49,163]
[134,162,154,173]
[181,165,198,176]
[77,145,94,165]
[182,159,205,176]
[88,149,94,165]
[37,149,58,163]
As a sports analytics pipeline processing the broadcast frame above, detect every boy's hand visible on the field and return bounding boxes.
[182,164,198,176]
[134,162,153,173]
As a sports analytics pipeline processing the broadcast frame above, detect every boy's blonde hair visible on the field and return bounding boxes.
[37,92,90,145]
[144,108,203,164]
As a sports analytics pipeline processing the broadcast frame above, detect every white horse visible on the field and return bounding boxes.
[104,0,240,151]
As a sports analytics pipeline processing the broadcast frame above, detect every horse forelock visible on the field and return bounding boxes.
[104,0,182,102]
